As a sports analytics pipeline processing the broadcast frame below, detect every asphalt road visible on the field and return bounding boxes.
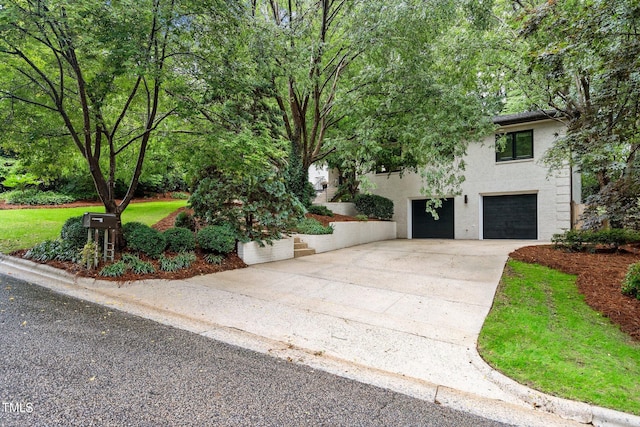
[0,274,511,427]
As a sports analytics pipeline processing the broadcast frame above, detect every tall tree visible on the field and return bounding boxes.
[325,0,502,201]
[244,0,500,203]
[505,0,640,227]
[240,0,379,204]
[0,0,231,237]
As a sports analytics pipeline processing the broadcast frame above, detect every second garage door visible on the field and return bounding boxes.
[483,194,537,239]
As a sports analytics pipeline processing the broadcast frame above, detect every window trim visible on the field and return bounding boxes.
[495,129,534,162]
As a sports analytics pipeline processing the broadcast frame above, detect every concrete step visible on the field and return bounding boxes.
[294,248,316,258]
[293,236,315,258]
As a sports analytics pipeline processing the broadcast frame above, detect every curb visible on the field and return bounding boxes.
[470,351,640,427]
[1,254,639,427]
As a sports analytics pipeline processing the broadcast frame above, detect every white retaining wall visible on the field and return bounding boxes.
[301,221,396,253]
[237,221,397,265]
[315,202,358,217]
[237,238,294,265]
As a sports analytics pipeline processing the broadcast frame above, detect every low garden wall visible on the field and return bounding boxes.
[300,221,396,253]
[237,221,396,265]
[315,202,358,217]
[237,237,294,265]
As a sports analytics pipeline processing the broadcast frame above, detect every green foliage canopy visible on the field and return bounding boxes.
[505,0,640,228]
[0,0,234,229]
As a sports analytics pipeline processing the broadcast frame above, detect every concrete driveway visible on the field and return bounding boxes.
[2,239,595,426]
[82,240,533,401]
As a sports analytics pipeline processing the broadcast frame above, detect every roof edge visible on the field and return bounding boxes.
[493,110,563,126]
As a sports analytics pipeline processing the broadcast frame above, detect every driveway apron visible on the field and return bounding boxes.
[97,239,530,403]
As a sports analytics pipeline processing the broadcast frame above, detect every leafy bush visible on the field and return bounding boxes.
[171,192,189,200]
[354,194,394,220]
[159,252,196,272]
[121,253,156,274]
[56,175,99,201]
[124,223,166,258]
[581,177,640,230]
[294,218,333,235]
[99,261,127,277]
[189,170,304,243]
[307,205,334,217]
[2,189,75,205]
[25,239,78,262]
[61,215,88,250]
[79,241,99,268]
[197,224,237,254]
[164,227,196,252]
[1,172,40,190]
[205,254,224,264]
[284,144,316,208]
[355,214,368,221]
[622,262,640,300]
[552,229,640,252]
[174,211,196,231]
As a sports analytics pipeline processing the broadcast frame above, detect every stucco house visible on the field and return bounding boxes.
[367,111,581,241]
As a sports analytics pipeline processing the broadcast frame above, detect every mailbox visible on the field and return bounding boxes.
[82,213,117,229]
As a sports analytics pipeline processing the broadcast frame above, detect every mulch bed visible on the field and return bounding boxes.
[510,245,640,341]
[0,194,180,210]
[306,212,363,227]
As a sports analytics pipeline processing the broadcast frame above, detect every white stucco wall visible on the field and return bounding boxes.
[368,118,579,241]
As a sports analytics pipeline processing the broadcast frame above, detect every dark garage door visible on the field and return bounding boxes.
[483,194,537,239]
[412,198,454,239]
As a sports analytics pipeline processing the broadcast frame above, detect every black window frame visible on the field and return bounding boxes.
[495,129,534,162]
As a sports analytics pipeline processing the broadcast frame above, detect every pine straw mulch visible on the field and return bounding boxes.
[510,245,640,341]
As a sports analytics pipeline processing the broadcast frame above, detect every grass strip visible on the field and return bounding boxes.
[0,200,187,254]
[479,259,640,415]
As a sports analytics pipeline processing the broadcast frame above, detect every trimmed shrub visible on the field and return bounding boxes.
[622,262,640,300]
[124,223,166,258]
[295,218,333,235]
[354,194,394,220]
[307,205,334,217]
[122,222,147,242]
[174,211,196,231]
[355,214,368,221]
[164,227,196,252]
[61,216,88,250]
[552,229,640,252]
[197,224,237,254]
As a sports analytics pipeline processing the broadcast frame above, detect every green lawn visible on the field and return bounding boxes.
[0,200,187,254]
[479,260,640,415]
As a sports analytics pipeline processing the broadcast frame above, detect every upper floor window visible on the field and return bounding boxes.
[495,129,533,162]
